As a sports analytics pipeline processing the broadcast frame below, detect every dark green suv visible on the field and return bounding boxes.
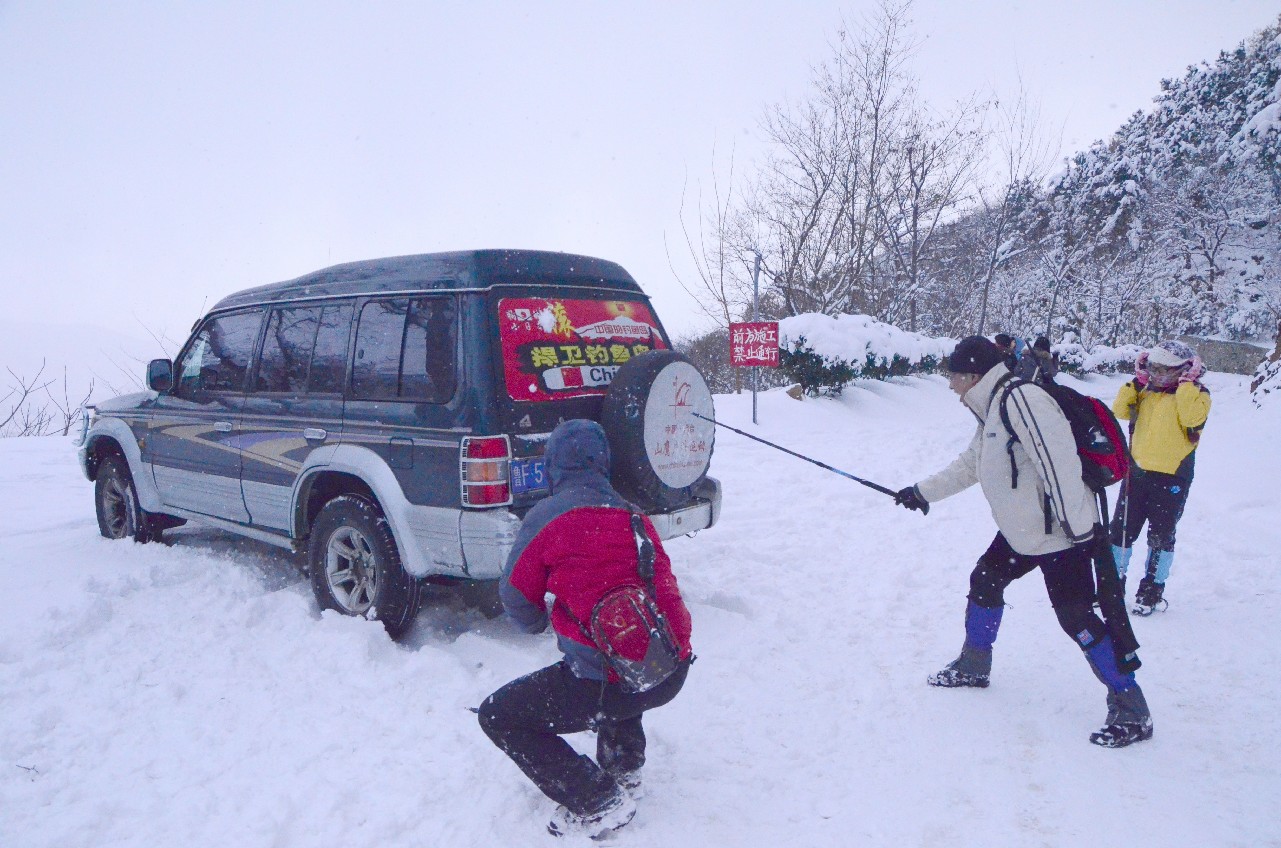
[76,250,720,636]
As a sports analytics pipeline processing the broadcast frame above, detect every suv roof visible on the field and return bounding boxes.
[211,249,645,312]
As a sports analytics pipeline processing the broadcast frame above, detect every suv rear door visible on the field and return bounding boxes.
[237,301,354,531]
[341,294,468,570]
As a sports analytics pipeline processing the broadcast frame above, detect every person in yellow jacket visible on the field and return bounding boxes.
[1111,340,1212,615]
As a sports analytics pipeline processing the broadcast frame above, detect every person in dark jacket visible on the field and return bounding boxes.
[1021,336,1060,382]
[894,336,1153,748]
[994,332,1024,363]
[477,419,693,839]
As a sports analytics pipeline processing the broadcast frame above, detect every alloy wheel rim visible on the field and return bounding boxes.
[102,477,130,538]
[325,526,378,614]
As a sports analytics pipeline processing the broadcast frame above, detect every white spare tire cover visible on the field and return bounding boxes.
[600,350,716,510]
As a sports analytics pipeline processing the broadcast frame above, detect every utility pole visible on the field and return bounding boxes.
[751,250,762,425]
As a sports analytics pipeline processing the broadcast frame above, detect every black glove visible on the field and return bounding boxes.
[895,485,930,515]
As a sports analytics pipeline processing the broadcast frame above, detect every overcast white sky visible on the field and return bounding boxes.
[2,0,1277,348]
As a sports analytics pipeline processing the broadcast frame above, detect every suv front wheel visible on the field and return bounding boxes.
[95,455,153,543]
[309,495,421,637]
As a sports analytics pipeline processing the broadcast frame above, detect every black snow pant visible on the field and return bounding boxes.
[969,533,1107,649]
[478,659,690,815]
[1109,468,1192,555]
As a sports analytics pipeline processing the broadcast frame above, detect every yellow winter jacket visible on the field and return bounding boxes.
[1112,380,1212,476]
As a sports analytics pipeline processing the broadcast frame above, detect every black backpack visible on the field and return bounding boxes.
[997,377,1131,495]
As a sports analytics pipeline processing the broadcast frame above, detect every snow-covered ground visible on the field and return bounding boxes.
[2,372,1278,847]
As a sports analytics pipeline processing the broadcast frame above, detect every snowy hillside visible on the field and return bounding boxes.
[2,372,1278,847]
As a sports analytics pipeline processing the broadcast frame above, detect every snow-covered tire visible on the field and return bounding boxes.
[600,350,716,511]
[309,495,421,638]
[94,455,154,543]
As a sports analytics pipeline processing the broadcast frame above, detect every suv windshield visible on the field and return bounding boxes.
[496,296,668,402]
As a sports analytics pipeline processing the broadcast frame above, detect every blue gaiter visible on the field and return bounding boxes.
[964,601,1003,651]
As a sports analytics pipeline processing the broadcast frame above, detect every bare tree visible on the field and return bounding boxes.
[752,81,853,316]
[44,368,96,436]
[666,142,755,330]
[747,0,923,319]
[1,362,55,437]
[972,85,1059,333]
[832,0,918,317]
[874,102,985,326]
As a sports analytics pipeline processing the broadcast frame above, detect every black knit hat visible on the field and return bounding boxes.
[947,335,1007,375]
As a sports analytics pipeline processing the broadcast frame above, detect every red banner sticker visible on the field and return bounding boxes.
[729,321,780,367]
[498,298,668,402]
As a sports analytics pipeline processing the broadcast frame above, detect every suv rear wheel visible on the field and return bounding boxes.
[95,455,153,543]
[309,495,421,637]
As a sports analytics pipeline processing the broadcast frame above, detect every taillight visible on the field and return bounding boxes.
[460,435,512,507]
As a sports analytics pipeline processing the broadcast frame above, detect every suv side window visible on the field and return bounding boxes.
[175,310,263,399]
[309,302,354,394]
[255,306,323,394]
[352,297,456,402]
[253,302,355,395]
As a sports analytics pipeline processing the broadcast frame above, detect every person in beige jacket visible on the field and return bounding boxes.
[894,336,1153,748]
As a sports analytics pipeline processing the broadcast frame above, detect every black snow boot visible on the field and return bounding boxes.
[927,645,991,688]
[1090,685,1153,748]
[547,792,637,839]
[1132,578,1167,617]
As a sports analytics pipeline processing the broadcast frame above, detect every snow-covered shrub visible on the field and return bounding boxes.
[1054,342,1145,377]
[778,337,857,397]
[777,314,953,396]
[1084,343,1147,375]
[1051,341,1088,377]
[1251,342,1281,409]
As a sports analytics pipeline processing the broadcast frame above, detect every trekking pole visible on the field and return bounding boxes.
[692,413,898,498]
[1119,409,1136,559]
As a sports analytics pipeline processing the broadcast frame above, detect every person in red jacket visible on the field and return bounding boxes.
[477,419,693,839]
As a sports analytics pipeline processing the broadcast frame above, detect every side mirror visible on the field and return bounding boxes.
[147,358,173,392]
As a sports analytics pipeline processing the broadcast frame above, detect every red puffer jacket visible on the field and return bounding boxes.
[508,507,693,663]
[499,418,693,680]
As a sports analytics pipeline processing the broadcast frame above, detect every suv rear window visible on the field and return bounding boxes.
[497,297,667,402]
[352,297,457,402]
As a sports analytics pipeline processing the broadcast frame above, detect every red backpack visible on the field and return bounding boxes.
[560,514,683,694]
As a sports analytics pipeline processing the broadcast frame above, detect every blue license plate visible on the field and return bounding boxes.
[510,457,547,495]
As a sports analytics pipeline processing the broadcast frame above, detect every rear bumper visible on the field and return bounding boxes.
[649,475,721,540]
[459,475,721,580]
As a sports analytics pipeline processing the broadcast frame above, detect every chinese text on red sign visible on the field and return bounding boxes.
[729,322,780,367]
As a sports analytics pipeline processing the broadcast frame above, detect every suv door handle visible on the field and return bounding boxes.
[214,421,234,432]
[303,428,328,441]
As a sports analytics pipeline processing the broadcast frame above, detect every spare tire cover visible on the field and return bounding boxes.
[601,350,716,511]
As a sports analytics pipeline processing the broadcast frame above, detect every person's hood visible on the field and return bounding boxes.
[543,419,612,493]
[962,362,1012,419]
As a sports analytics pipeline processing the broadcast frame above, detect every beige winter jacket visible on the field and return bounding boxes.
[915,364,1098,556]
